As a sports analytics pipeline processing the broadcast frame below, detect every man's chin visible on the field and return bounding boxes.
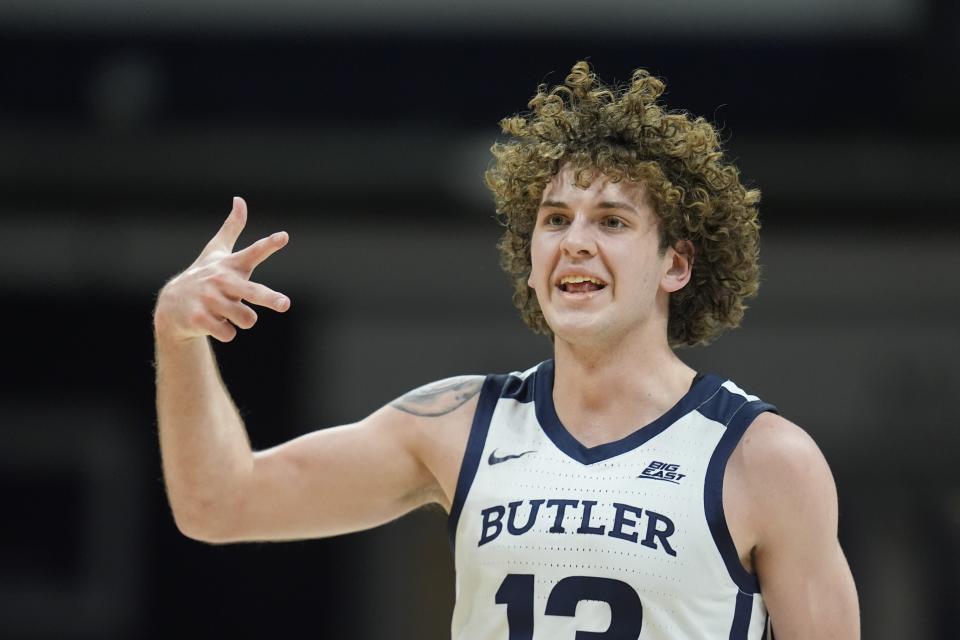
[545,313,612,345]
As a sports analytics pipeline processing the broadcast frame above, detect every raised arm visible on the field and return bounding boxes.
[734,413,860,639]
[154,197,291,540]
[155,198,478,544]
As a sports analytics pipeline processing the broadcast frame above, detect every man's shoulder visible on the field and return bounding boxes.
[387,375,486,419]
[733,412,838,534]
[739,412,827,478]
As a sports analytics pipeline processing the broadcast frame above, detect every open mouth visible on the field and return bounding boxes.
[557,275,607,294]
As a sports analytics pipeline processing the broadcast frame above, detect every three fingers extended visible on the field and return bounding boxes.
[157,196,291,343]
[212,197,291,335]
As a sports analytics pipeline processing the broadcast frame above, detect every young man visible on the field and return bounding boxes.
[155,62,860,639]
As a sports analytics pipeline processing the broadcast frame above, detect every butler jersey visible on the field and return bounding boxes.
[448,360,777,640]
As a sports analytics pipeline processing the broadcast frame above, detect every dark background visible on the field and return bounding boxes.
[2,1,959,637]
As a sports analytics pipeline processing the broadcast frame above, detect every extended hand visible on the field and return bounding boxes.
[154,197,290,343]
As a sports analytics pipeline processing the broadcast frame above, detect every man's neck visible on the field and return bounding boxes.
[551,331,697,447]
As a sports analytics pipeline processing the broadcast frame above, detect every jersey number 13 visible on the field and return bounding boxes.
[496,573,643,639]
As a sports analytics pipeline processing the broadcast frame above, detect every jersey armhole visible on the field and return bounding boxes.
[446,373,509,552]
[704,400,779,594]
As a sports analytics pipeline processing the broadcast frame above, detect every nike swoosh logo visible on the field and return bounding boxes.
[488,449,536,465]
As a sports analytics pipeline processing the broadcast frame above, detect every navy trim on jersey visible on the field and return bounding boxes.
[534,358,728,465]
[447,374,512,551]
[701,385,778,594]
[501,367,537,404]
[730,591,754,639]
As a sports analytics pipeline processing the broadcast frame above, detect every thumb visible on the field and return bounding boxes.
[206,196,248,255]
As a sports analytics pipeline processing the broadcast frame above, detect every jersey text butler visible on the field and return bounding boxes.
[478,498,678,556]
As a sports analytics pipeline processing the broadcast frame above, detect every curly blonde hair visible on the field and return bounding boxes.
[485,61,763,347]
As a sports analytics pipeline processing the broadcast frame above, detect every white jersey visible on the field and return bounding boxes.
[448,359,776,640]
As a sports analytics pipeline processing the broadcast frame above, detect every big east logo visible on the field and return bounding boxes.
[638,461,686,484]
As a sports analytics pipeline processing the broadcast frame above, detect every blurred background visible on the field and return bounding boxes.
[2,0,959,637]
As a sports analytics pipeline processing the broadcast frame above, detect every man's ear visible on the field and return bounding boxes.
[662,240,695,293]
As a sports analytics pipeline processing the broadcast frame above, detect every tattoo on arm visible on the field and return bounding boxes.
[389,376,484,417]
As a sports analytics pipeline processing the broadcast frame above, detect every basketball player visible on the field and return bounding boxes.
[155,62,860,638]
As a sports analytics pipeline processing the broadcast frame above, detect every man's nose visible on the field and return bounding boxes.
[560,216,597,257]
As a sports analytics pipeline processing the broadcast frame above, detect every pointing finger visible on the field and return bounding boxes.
[207,196,248,254]
[231,230,289,273]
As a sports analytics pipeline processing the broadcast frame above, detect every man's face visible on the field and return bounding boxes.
[527,166,687,346]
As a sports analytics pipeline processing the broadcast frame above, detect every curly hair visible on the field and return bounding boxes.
[485,61,762,347]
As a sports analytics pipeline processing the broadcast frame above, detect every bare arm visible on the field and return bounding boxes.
[155,198,478,543]
[737,413,860,639]
[223,376,481,542]
[155,197,292,540]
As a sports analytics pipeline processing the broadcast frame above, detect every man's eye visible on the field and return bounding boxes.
[603,217,626,229]
[546,214,567,226]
